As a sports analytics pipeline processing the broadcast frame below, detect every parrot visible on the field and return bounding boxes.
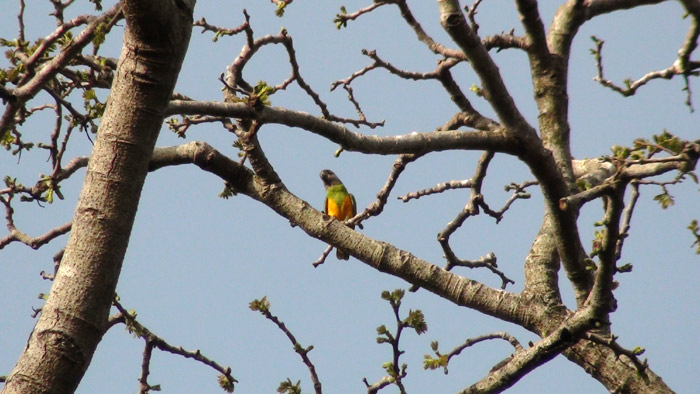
[320,169,357,260]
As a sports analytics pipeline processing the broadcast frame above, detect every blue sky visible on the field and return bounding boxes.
[1,1,698,393]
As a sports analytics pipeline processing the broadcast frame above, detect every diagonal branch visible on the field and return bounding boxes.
[149,142,526,323]
[460,309,593,394]
[437,0,531,131]
[113,300,237,394]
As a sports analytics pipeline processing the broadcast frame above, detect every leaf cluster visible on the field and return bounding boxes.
[277,378,301,394]
[249,296,271,314]
[334,7,348,30]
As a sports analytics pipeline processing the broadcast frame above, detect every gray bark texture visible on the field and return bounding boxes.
[1,1,195,393]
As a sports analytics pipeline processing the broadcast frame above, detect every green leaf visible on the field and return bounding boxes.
[334,6,349,29]
[218,374,235,393]
[92,22,107,46]
[688,219,700,254]
[83,89,97,100]
[218,183,237,199]
[611,144,630,159]
[252,80,272,106]
[404,309,427,335]
[277,378,301,394]
[632,346,646,356]
[249,296,270,313]
[275,1,287,17]
[381,361,395,376]
[576,178,590,191]
[653,192,674,209]
[0,129,13,149]
[380,289,405,306]
[470,84,484,97]
[423,354,448,370]
[44,187,54,204]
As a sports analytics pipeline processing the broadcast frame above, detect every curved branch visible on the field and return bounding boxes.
[166,100,517,155]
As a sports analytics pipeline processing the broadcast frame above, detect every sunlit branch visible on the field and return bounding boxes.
[334,1,391,29]
[250,297,323,394]
[585,185,626,322]
[356,153,422,223]
[393,0,467,60]
[312,245,333,268]
[16,0,25,42]
[438,0,531,131]
[584,331,648,375]
[559,181,612,211]
[148,141,523,322]
[515,0,550,60]
[398,179,473,202]
[426,331,523,375]
[166,100,517,155]
[460,309,594,394]
[615,182,640,265]
[399,150,517,289]
[482,30,530,51]
[465,0,484,32]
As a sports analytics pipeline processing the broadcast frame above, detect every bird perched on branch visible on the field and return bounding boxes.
[320,169,357,260]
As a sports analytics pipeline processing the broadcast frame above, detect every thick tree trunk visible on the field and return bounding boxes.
[1,1,194,393]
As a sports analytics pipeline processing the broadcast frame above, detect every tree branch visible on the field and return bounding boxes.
[167,100,517,155]
[149,141,527,324]
[437,0,530,131]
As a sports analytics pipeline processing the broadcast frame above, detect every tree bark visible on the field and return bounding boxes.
[1,1,194,393]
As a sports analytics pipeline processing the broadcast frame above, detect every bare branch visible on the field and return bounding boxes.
[399,151,516,289]
[0,195,72,250]
[218,16,382,128]
[334,1,391,30]
[393,0,467,60]
[515,0,550,61]
[356,153,422,224]
[460,308,599,393]
[584,0,671,19]
[331,49,497,131]
[250,297,322,394]
[166,100,516,155]
[113,300,237,394]
[425,331,523,374]
[615,181,639,263]
[398,179,473,202]
[312,245,333,268]
[585,331,648,375]
[438,1,531,132]
[148,141,524,322]
[194,14,251,39]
